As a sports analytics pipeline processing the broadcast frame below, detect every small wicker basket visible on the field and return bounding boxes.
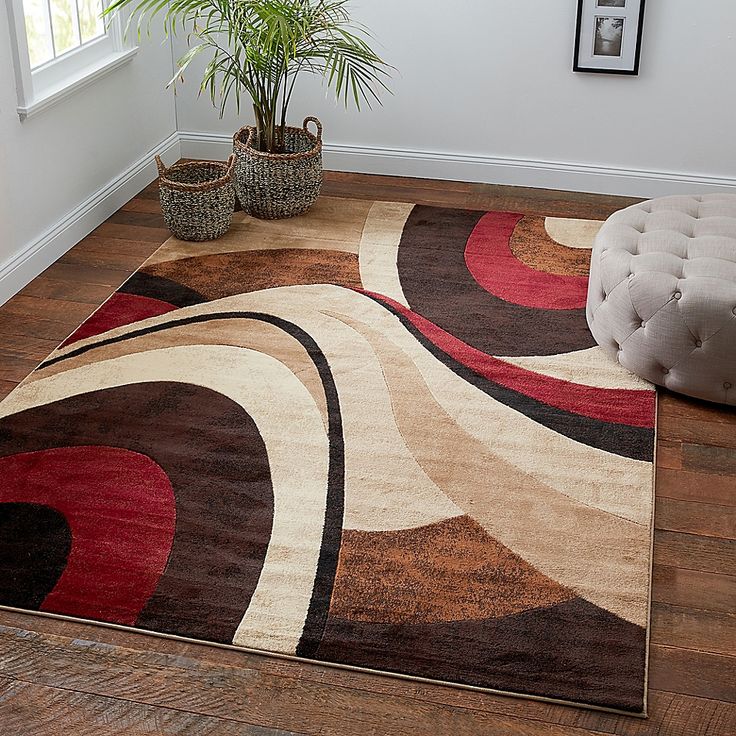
[156,155,236,241]
[232,117,323,220]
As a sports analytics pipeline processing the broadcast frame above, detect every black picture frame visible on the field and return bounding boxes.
[573,0,646,75]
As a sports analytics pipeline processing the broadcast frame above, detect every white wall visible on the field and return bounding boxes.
[176,0,736,196]
[0,16,179,303]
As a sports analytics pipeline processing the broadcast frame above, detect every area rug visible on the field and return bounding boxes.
[0,198,656,714]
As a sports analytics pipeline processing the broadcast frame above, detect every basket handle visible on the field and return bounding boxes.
[245,125,257,148]
[155,155,167,178]
[225,153,236,177]
[233,125,257,151]
[303,116,322,141]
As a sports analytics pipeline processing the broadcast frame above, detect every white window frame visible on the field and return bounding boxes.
[5,0,138,120]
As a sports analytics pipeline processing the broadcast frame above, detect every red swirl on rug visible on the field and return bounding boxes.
[0,446,176,624]
[364,291,654,429]
[62,293,177,347]
[464,211,589,310]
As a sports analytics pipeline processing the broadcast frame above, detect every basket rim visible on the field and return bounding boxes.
[233,125,322,162]
[159,159,235,193]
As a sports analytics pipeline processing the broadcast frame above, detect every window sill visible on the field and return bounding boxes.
[18,46,138,121]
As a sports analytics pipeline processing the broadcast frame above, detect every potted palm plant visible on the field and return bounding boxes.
[105,0,391,219]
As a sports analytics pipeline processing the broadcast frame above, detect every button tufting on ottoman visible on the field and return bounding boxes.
[586,194,736,406]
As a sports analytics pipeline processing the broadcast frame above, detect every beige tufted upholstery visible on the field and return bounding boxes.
[587,194,736,406]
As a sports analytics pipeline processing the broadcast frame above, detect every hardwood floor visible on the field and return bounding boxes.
[0,171,733,735]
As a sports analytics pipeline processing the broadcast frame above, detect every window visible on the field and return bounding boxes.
[23,0,106,69]
[6,0,137,119]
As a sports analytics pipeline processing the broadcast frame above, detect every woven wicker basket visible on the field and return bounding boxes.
[156,155,236,241]
[232,117,323,220]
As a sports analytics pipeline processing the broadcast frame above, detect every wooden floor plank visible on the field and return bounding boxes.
[18,275,119,305]
[121,197,166,214]
[648,645,736,703]
[0,380,19,401]
[107,209,168,229]
[659,390,736,425]
[659,418,736,450]
[33,260,134,288]
[682,444,736,476]
[0,313,79,343]
[0,677,299,736]
[652,565,736,614]
[657,468,735,507]
[135,188,162,202]
[0,352,42,383]
[70,234,164,259]
[324,171,478,194]
[0,294,97,325]
[655,497,736,538]
[655,440,683,470]
[653,531,734,575]
[0,333,59,362]
[138,180,162,198]
[60,246,152,272]
[322,179,488,210]
[91,221,171,243]
[650,603,735,656]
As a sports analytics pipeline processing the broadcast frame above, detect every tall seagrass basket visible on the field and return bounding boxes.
[232,117,323,220]
[156,155,236,241]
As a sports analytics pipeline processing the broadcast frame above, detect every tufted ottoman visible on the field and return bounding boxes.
[587,194,736,406]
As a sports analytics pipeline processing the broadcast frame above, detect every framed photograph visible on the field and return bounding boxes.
[574,0,646,75]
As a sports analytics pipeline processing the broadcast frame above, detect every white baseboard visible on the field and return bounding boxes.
[179,130,736,200]
[0,132,181,306]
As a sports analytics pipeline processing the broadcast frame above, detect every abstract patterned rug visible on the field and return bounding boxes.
[0,198,656,714]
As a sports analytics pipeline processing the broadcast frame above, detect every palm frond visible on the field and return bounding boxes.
[104,0,392,152]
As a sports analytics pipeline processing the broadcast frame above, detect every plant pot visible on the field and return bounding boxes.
[156,155,236,241]
[232,117,323,220]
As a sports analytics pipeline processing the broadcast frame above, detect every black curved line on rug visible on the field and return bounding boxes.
[120,272,205,307]
[39,311,345,655]
[363,293,654,462]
